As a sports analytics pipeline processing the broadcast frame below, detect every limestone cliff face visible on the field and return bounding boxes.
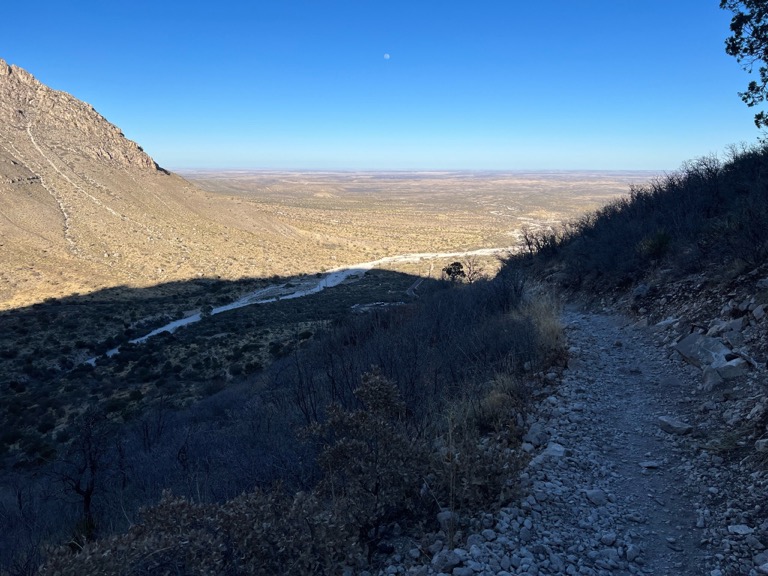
[0,58,160,171]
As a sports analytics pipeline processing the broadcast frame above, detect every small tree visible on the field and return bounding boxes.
[721,0,768,127]
[441,261,466,282]
[51,409,115,543]
[521,226,536,258]
[463,255,486,284]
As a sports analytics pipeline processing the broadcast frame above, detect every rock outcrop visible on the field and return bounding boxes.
[0,58,160,171]
[673,332,750,385]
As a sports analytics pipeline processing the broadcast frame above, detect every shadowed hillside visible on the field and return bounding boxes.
[505,143,768,378]
[0,268,425,466]
[509,144,768,293]
[0,264,564,575]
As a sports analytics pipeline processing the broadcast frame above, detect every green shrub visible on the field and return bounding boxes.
[244,361,263,374]
[637,229,672,260]
[1,429,22,446]
[309,372,435,559]
[104,397,128,414]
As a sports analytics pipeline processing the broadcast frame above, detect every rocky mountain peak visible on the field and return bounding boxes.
[0,58,36,85]
[0,57,161,171]
[0,57,193,307]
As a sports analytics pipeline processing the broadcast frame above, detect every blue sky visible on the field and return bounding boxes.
[2,1,761,170]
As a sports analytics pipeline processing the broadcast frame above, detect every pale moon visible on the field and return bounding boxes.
[383,53,391,60]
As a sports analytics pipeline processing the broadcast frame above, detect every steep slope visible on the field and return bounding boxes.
[0,58,304,310]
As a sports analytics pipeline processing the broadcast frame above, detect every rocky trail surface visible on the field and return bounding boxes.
[377,308,768,576]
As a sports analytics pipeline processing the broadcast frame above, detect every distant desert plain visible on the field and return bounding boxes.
[181,169,660,278]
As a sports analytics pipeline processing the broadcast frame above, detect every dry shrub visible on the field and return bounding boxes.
[40,371,532,575]
[308,371,434,562]
[430,373,527,519]
[517,288,564,367]
[636,229,672,261]
[41,487,362,576]
[443,372,527,438]
[433,411,519,518]
[40,374,430,575]
[476,372,529,433]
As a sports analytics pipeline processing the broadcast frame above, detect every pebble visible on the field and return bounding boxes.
[584,489,609,507]
[727,524,754,535]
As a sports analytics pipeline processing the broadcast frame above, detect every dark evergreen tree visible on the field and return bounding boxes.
[722,0,768,127]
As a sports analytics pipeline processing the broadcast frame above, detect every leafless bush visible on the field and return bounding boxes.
[40,370,535,575]
[463,255,486,284]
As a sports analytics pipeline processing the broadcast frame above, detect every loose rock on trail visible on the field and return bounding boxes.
[515,309,708,575]
[379,308,768,575]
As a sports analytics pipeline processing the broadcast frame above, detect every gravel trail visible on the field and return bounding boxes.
[382,308,724,575]
[520,309,708,575]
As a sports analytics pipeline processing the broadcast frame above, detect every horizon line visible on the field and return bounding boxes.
[173,167,668,174]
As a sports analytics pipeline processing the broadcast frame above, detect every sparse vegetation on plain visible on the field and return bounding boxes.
[185,169,655,271]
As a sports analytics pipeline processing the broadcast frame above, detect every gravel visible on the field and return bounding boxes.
[376,308,768,576]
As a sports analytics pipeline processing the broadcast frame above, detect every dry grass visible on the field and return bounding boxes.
[519,287,564,361]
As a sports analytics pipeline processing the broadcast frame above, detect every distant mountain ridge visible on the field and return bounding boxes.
[0,58,292,310]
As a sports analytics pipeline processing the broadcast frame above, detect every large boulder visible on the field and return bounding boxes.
[706,318,745,337]
[711,356,750,380]
[674,333,751,381]
[674,333,731,368]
